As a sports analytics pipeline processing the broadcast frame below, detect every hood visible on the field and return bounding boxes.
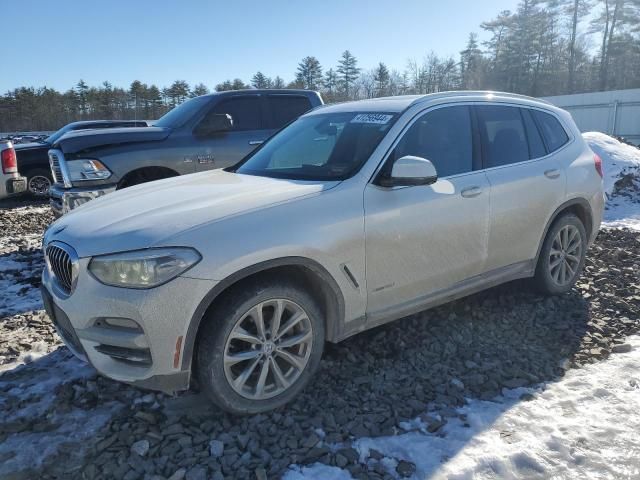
[54,126,170,154]
[47,169,338,257]
[14,141,49,152]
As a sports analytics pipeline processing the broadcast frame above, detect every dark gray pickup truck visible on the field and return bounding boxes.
[48,89,323,215]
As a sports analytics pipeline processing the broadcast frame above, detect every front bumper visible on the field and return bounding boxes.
[49,183,116,217]
[0,175,27,199]
[41,259,216,393]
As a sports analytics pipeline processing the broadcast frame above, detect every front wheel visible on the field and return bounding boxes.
[533,213,587,295]
[196,280,325,414]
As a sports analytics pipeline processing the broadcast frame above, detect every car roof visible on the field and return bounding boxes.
[307,91,554,115]
[202,89,319,98]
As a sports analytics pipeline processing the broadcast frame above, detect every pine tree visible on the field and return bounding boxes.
[232,78,249,90]
[272,76,286,88]
[191,83,210,97]
[251,72,272,89]
[373,62,390,96]
[323,69,338,94]
[459,33,483,89]
[336,50,361,98]
[295,56,323,90]
[76,80,89,117]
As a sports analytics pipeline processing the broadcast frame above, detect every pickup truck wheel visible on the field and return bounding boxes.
[26,169,52,197]
[533,213,587,295]
[196,280,325,414]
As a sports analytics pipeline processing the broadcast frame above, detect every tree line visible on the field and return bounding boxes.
[2,0,640,132]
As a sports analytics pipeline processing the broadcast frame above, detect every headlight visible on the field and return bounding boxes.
[88,247,201,288]
[66,159,112,181]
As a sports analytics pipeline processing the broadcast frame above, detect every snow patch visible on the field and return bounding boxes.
[583,131,640,198]
[288,337,640,480]
[0,349,121,477]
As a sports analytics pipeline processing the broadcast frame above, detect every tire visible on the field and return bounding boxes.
[26,169,52,197]
[196,279,325,414]
[533,213,587,295]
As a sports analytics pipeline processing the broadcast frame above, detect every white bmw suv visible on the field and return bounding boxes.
[41,91,604,414]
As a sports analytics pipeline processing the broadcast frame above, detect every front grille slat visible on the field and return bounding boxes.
[49,152,64,185]
[46,244,74,294]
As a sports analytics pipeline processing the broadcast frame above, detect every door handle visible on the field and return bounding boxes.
[248,140,264,145]
[544,169,561,179]
[461,186,482,198]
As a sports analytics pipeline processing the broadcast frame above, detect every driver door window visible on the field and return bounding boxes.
[392,105,473,177]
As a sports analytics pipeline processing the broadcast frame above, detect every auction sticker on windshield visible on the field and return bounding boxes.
[350,113,394,125]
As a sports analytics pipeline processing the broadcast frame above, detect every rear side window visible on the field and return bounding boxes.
[476,105,529,167]
[521,109,547,158]
[266,95,313,129]
[393,105,473,177]
[208,96,262,131]
[532,110,569,152]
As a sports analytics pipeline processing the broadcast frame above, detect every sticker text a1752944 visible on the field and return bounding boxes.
[350,113,394,125]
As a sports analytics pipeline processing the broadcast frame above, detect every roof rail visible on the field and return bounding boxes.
[409,90,553,107]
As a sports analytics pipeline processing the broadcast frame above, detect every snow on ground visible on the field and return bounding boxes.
[0,233,45,317]
[584,132,640,231]
[286,337,640,480]
[0,351,122,477]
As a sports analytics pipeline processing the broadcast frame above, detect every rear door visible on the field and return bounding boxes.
[264,94,314,135]
[193,95,268,171]
[477,104,568,272]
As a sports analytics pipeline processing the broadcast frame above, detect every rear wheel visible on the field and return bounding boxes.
[26,169,52,197]
[196,280,325,414]
[533,213,587,295]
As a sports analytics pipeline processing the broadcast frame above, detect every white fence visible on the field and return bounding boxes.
[542,88,640,146]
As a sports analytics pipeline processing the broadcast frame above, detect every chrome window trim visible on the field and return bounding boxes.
[368,100,575,185]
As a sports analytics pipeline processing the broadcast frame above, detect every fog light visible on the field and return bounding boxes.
[95,317,142,331]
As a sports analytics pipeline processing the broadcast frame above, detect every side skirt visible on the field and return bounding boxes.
[335,260,534,342]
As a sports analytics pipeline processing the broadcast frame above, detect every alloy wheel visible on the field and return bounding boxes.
[223,299,313,400]
[28,175,51,196]
[548,224,582,287]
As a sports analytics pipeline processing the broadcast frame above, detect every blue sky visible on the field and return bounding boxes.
[2,0,520,92]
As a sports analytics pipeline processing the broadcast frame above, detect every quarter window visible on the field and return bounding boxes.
[532,110,569,153]
[476,105,529,167]
[266,95,313,129]
[392,106,473,177]
[207,96,262,131]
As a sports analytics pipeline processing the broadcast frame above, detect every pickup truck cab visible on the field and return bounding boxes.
[16,120,150,197]
[48,90,323,215]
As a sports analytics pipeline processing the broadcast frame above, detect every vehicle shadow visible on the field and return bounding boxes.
[0,280,597,479]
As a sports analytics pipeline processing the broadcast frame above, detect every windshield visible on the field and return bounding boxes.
[154,96,211,129]
[45,124,74,144]
[234,112,397,181]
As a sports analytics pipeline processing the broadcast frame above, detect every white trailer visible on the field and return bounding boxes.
[542,88,640,146]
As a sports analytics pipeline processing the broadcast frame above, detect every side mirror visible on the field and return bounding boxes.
[379,155,438,187]
[195,113,233,137]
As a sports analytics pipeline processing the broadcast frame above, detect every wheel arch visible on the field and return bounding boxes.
[534,197,594,265]
[180,256,346,372]
[117,166,180,189]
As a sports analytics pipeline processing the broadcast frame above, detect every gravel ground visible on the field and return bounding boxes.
[0,199,639,480]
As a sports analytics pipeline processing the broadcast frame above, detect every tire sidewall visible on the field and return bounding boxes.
[197,281,325,414]
[535,214,587,295]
